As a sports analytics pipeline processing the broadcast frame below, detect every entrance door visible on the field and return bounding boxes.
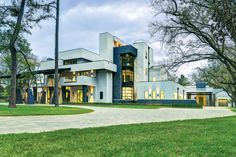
[66,89,70,102]
[198,97,204,106]
[197,95,207,106]
[47,87,54,103]
[77,89,83,103]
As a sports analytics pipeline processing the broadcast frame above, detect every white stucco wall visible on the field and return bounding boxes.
[99,32,126,62]
[95,70,113,103]
[149,66,168,81]
[137,81,186,100]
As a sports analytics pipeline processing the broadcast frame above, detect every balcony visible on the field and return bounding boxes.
[60,76,96,86]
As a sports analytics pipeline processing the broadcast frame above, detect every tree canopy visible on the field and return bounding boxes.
[0,0,55,107]
[150,0,236,104]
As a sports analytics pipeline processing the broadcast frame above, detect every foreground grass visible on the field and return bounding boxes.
[0,116,235,157]
[0,105,93,116]
[231,108,236,112]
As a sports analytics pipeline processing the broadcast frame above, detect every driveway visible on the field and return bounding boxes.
[0,106,235,134]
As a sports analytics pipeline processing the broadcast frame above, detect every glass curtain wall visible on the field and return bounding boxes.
[121,54,134,100]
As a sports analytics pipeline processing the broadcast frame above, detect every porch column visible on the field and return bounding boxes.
[83,85,88,102]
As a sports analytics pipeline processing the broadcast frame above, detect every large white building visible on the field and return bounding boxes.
[34,32,186,104]
[30,32,231,106]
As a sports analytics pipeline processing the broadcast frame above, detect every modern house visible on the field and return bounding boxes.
[0,32,231,106]
[34,32,185,104]
[186,81,231,106]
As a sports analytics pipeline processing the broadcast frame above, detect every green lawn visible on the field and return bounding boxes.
[231,108,236,112]
[0,105,93,116]
[0,116,235,157]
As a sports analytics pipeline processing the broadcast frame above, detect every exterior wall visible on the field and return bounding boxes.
[96,70,113,103]
[132,42,150,82]
[32,32,195,104]
[60,76,97,87]
[99,32,126,62]
[59,48,104,62]
[132,42,154,100]
[137,81,186,100]
[149,67,168,81]
[61,60,117,72]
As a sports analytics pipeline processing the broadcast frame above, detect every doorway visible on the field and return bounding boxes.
[77,89,83,103]
[66,87,70,102]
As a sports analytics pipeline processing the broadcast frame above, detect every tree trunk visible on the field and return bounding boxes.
[232,96,236,108]
[54,0,60,107]
[8,0,26,108]
[8,47,17,108]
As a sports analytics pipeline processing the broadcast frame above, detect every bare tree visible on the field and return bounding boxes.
[150,0,236,105]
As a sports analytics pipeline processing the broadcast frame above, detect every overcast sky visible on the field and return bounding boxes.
[25,0,200,76]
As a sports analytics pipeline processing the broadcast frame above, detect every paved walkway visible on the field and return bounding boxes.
[0,106,235,134]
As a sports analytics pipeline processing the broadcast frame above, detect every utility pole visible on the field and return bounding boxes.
[54,0,60,107]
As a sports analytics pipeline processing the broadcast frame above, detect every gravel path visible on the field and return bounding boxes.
[0,106,235,134]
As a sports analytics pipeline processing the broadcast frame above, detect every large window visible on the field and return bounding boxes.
[63,59,77,65]
[61,70,96,83]
[122,87,133,100]
[78,70,96,77]
[122,70,134,82]
[121,54,135,100]
[121,54,134,68]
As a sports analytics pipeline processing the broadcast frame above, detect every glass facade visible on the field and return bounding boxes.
[121,54,135,100]
[61,70,96,83]
[122,87,134,100]
[122,70,134,83]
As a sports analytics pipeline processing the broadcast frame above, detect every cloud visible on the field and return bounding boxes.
[25,0,200,76]
[26,0,152,58]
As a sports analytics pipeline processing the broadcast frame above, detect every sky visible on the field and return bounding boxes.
[25,0,200,77]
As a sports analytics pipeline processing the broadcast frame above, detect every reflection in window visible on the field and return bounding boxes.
[122,70,134,82]
[114,40,122,47]
[122,87,133,100]
[121,54,134,68]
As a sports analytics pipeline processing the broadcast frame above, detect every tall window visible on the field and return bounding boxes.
[122,87,133,100]
[122,70,134,82]
[144,91,149,99]
[152,91,157,99]
[121,54,135,100]
[160,91,165,99]
[121,54,134,68]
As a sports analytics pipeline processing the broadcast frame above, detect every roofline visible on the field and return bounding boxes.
[100,32,127,45]
[59,48,99,56]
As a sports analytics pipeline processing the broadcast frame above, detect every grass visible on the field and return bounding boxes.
[0,116,235,157]
[231,108,236,112]
[0,105,93,116]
